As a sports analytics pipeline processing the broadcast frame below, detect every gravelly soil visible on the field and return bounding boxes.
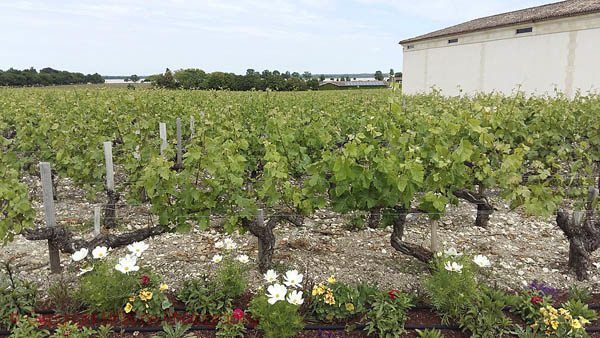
[2,174,599,297]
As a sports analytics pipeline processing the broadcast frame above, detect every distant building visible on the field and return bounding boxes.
[399,0,600,97]
[319,81,388,90]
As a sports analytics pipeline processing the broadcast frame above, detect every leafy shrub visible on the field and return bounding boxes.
[215,308,247,337]
[568,285,591,303]
[215,253,248,300]
[530,304,593,337]
[176,278,232,316]
[151,321,194,338]
[49,321,96,338]
[8,316,48,338]
[507,289,553,324]
[76,258,157,313]
[248,294,304,338]
[459,287,512,337]
[561,300,598,322]
[96,324,114,338]
[0,261,37,330]
[423,252,478,324]
[415,328,444,338]
[47,279,83,315]
[124,279,173,323]
[310,277,377,321]
[362,289,413,338]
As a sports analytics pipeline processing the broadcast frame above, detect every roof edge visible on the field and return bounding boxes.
[399,6,600,45]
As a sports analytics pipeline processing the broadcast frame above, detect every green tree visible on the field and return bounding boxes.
[130,74,139,83]
[319,74,325,82]
[374,70,384,81]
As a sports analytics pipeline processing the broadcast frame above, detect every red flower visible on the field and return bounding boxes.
[232,308,245,321]
[531,296,543,305]
[140,275,150,286]
[388,289,400,300]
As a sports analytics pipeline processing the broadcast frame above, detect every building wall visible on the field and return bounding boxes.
[402,13,600,97]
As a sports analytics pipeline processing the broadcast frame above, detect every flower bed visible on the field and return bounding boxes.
[2,240,600,337]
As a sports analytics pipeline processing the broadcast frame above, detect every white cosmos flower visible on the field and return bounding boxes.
[287,290,304,305]
[212,254,223,263]
[444,247,462,257]
[266,283,287,304]
[92,246,108,259]
[237,255,249,264]
[444,261,463,273]
[473,255,491,268]
[215,241,224,249]
[225,242,238,250]
[127,241,149,257]
[283,270,303,288]
[78,266,93,276]
[72,248,88,262]
[264,269,278,283]
[115,255,139,274]
[224,238,234,246]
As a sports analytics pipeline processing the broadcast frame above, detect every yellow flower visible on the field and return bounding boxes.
[345,303,354,311]
[559,308,568,315]
[540,308,547,316]
[530,322,538,329]
[139,289,153,301]
[124,303,133,313]
[328,275,336,284]
[572,319,582,329]
[564,314,572,321]
[129,296,135,302]
[145,303,149,308]
[159,284,168,292]
[550,321,558,330]
[579,316,590,325]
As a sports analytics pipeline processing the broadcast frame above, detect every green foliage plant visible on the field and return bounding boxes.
[362,289,413,338]
[423,251,478,324]
[151,321,194,338]
[247,294,304,338]
[568,285,591,303]
[49,321,96,338]
[8,316,48,338]
[415,328,444,338]
[215,308,247,337]
[176,278,232,316]
[0,261,37,330]
[459,286,512,337]
[310,277,377,321]
[507,289,553,324]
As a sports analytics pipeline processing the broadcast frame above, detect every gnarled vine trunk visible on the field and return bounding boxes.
[243,212,303,273]
[103,190,120,229]
[22,224,166,254]
[453,188,494,228]
[556,188,600,281]
[390,207,434,264]
[367,207,382,228]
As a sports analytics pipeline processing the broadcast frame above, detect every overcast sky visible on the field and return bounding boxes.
[0,0,557,76]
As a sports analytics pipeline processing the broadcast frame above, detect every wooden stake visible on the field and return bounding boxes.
[176,118,182,168]
[94,206,101,236]
[159,122,167,155]
[103,142,114,191]
[40,162,61,273]
[190,116,195,137]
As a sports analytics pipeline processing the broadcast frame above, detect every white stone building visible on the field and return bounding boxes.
[400,0,600,97]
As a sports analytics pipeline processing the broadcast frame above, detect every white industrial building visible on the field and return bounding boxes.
[400,0,600,97]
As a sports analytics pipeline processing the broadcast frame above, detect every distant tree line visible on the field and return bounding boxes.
[0,67,104,87]
[148,68,320,91]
